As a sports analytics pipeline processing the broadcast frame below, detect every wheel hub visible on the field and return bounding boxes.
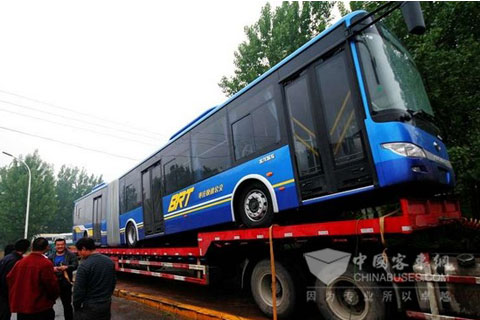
[248,198,259,212]
[326,278,369,319]
[343,288,360,306]
[259,274,284,307]
[244,190,268,221]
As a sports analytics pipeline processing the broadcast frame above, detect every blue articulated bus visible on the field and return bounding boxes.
[73,9,454,247]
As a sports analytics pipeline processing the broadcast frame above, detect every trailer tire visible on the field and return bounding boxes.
[315,266,385,320]
[237,182,274,228]
[126,223,137,248]
[250,259,297,319]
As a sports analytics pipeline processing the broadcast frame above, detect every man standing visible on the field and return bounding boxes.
[48,238,78,320]
[7,237,60,320]
[73,237,116,320]
[0,239,30,320]
[2,245,15,257]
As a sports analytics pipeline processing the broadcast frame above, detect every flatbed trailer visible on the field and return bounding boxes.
[94,198,480,319]
[100,198,460,282]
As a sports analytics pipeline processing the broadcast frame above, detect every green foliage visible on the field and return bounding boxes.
[54,165,103,233]
[350,1,480,217]
[0,151,103,248]
[0,151,57,246]
[337,2,350,17]
[219,1,335,96]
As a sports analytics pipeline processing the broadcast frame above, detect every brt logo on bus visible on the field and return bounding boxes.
[168,187,195,212]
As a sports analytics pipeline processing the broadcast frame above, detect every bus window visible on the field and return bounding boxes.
[251,101,281,151]
[229,85,280,161]
[125,184,139,212]
[163,134,192,195]
[232,115,255,160]
[316,53,364,167]
[285,75,324,178]
[191,111,230,182]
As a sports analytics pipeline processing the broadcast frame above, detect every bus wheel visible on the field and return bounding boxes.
[238,182,273,228]
[250,259,297,319]
[126,223,137,247]
[315,266,385,320]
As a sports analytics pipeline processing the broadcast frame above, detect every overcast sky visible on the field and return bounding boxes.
[0,1,341,182]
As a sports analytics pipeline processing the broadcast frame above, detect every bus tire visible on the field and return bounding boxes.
[250,259,297,319]
[126,223,137,248]
[315,265,386,320]
[237,182,274,228]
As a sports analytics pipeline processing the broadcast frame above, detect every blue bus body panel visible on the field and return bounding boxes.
[347,16,454,189]
[119,207,144,245]
[100,220,107,246]
[275,182,298,213]
[163,145,298,235]
[73,223,92,242]
[72,221,108,245]
[73,223,93,241]
[365,120,453,187]
[302,185,375,206]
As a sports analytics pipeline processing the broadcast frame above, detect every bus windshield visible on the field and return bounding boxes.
[356,23,434,119]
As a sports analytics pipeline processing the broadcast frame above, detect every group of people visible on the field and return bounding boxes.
[0,237,116,320]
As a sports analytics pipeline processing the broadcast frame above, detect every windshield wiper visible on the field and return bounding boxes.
[406,109,434,121]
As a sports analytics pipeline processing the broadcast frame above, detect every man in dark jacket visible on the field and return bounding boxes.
[48,238,78,320]
[73,237,116,320]
[2,244,14,257]
[7,237,60,320]
[0,239,30,320]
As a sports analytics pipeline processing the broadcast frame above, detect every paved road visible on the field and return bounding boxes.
[116,273,322,319]
[11,295,181,320]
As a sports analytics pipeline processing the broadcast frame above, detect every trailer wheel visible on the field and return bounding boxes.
[315,266,385,320]
[126,223,137,248]
[250,259,296,319]
[237,182,273,228]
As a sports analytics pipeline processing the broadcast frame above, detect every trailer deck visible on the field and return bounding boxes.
[97,198,461,285]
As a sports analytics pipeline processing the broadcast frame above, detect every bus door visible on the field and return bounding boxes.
[92,196,102,243]
[142,162,165,235]
[285,70,328,199]
[284,50,372,200]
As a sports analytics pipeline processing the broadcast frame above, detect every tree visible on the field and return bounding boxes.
[0,152,104,248]
[53,166,103,233]
[219,1,335,96]
[337,2,350,17]
[0,151,57,246]
[350,1,480,216]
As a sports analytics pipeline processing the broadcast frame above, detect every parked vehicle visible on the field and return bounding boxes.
[72,4,480,319]
[73,3,453,248]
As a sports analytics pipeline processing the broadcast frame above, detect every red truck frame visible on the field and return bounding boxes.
[95,198,480,319]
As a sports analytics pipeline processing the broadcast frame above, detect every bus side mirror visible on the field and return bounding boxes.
[401,1,426,35]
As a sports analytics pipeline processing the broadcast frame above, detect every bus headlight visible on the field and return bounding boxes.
[382,142,427,158]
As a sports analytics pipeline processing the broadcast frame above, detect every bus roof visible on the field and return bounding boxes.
[74,182,108,203]
[170,11,364,140]
[116,10,365,181]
